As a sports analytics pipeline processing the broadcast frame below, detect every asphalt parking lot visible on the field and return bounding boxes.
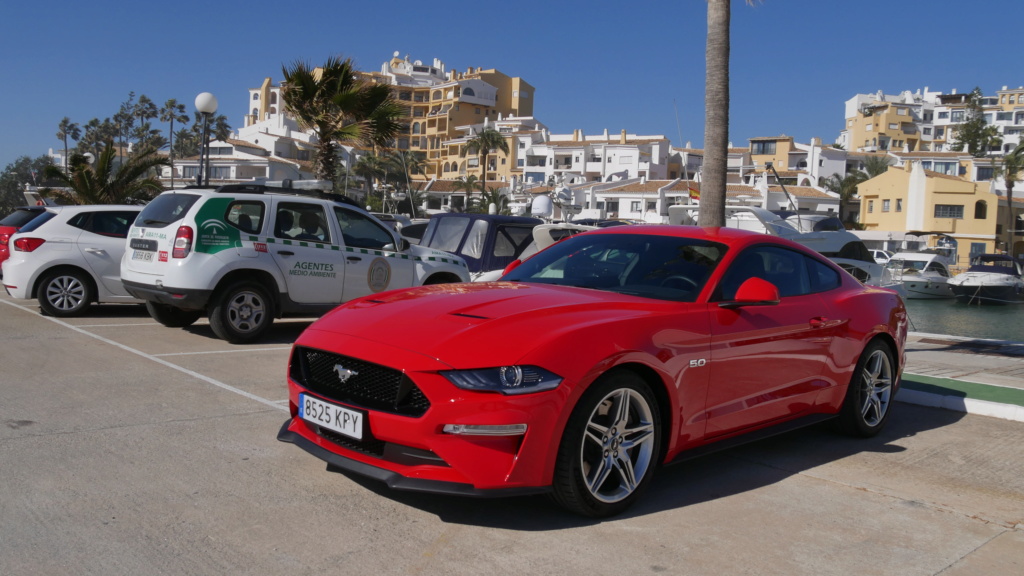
[1,293,1022,575]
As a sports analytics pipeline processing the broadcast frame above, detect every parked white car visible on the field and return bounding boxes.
[121,183,470,343]
[2,205,143,316]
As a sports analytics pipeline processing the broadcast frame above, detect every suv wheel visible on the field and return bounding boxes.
[209,281,274,343]
[146,302,203,328]
[38,269,93,317]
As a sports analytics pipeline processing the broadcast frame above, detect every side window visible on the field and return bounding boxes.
[225,201,265,234]
[277,202,330,244]
[334,208,394,250]
[806,257,841,293]
[717,245,813,300]
[494,225,534,258]
[69,211,139,238]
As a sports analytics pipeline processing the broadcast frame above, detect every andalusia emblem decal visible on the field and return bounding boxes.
[367,257,392,292]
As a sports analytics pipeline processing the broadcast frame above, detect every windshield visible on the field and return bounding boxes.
[503,233,727,302]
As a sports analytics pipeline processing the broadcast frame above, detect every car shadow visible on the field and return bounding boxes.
[181,318,316,345]
[332,402,965,530]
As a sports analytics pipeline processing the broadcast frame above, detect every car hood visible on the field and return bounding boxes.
[303,282,675,367]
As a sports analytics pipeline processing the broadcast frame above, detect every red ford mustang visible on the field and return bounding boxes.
[278,225,908,517]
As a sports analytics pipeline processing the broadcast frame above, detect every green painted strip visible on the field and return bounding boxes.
[901,373,1024,408]
[236,235,467,267]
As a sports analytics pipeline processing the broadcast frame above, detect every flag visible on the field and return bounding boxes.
[688,184,700,200]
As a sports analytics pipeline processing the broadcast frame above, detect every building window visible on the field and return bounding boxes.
[252,93,259,100]
[938,111,949,119]
[975,200,988,219]
[934,205,964,219]
[951,110,965,122]
[997,112,1013,122]
[751,141,776,155]
[977,166,995,181]
[630,201,641,212]
[868,200,874,213]
[933,161,957,175]
[889,123,899,130]
[935,127,945,139]
[923,127,932,135]
[882,200,891,212]
[896,199,902,212]
[866,123,874,131]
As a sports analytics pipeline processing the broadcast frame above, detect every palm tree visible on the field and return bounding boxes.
[281,56,406,185]
[452,175,483,211]
[353,153,387,204]
[699,0,758,227]
[477,185,510,215]
[385,150,426,192]
[160,99,190,188]
[992,143,1024,254]
[862,155,893,178]
[820,172,867,226]
[41,142,168,205]
[56,117,81,173]
[460,128,509,203]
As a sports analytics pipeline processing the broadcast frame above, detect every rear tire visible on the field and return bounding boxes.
[551,370,661,517]
[208,281,274,343]
[837,340,895,437]
[146,302,202,328]
[37,269,93,317]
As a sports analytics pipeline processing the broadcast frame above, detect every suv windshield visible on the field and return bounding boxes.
[137,193,201,227]
[503,233,726,302]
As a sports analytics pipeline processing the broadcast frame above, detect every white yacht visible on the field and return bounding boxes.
[948,254,1024,305]
[888,250,955,299]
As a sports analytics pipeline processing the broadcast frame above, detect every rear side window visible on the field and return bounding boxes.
[137,193,201,228]
[226,201,265,234]
[16,211,57,233]
[0,208,44,227]
[68,211,140,238]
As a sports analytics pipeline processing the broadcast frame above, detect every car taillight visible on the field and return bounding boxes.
[13,237,46,252]
[172,226,193,258]
[0,233,9,246]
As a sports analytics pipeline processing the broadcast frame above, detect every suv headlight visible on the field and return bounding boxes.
[441,366,562,395]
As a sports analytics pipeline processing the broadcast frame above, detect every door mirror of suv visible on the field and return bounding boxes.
[383,238,410,252]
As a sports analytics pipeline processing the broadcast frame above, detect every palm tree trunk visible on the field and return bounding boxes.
[1007,182,1015,256]
[698,0,730,227]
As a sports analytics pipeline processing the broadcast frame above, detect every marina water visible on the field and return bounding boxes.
[905,298,1024,342]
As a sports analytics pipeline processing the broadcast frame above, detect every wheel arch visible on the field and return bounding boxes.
[422,271,464,285]
[31,264,97,302]
[212,269,281,315]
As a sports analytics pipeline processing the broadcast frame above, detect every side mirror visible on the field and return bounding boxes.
[384,238,410,252]
[719,277,781,309]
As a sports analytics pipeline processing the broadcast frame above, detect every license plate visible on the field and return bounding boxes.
[299,394,364,440]
[132,250,154,262]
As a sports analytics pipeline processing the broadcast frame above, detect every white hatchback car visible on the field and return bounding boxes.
[2,205,143,316]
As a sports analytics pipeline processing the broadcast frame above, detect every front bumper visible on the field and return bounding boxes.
[277,420,549,498]
[122,279,212,310]
[279,333,573,495]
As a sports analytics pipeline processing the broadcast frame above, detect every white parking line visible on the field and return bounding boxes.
[154,347,291,357]
[75,322,161,328]
[0,299,288,412]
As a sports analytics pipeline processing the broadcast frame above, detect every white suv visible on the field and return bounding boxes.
[121,183,469,343]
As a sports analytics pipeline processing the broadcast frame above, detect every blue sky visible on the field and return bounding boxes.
[1,0,1020,172]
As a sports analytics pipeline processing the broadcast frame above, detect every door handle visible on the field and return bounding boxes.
[810,317,843,329]
[84,248,106,255]
[347,256,362,262]
[278,250,294,256]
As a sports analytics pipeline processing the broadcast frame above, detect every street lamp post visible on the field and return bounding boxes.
[194,92,218,186]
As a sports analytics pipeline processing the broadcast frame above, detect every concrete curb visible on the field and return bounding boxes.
[899,373,1024,423]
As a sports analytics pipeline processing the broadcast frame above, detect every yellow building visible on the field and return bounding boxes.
[362,54,534,184]
[857,162,1010,266]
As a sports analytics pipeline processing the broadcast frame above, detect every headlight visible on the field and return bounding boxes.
[441,366,562,395]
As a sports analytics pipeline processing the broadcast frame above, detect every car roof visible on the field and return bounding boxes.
[582,224,817,252]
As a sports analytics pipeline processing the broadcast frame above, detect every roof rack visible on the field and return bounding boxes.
[198,179,362,207]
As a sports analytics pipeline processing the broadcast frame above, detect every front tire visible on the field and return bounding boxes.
[208,281,274,343]
[146,302,202,328]
[37,269,93,317]
[837,340,896,437]
[551,370,661,517]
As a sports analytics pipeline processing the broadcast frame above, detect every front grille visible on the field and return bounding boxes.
[292,347,430,417]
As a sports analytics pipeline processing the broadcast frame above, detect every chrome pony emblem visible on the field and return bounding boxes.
[333,365,359,383]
